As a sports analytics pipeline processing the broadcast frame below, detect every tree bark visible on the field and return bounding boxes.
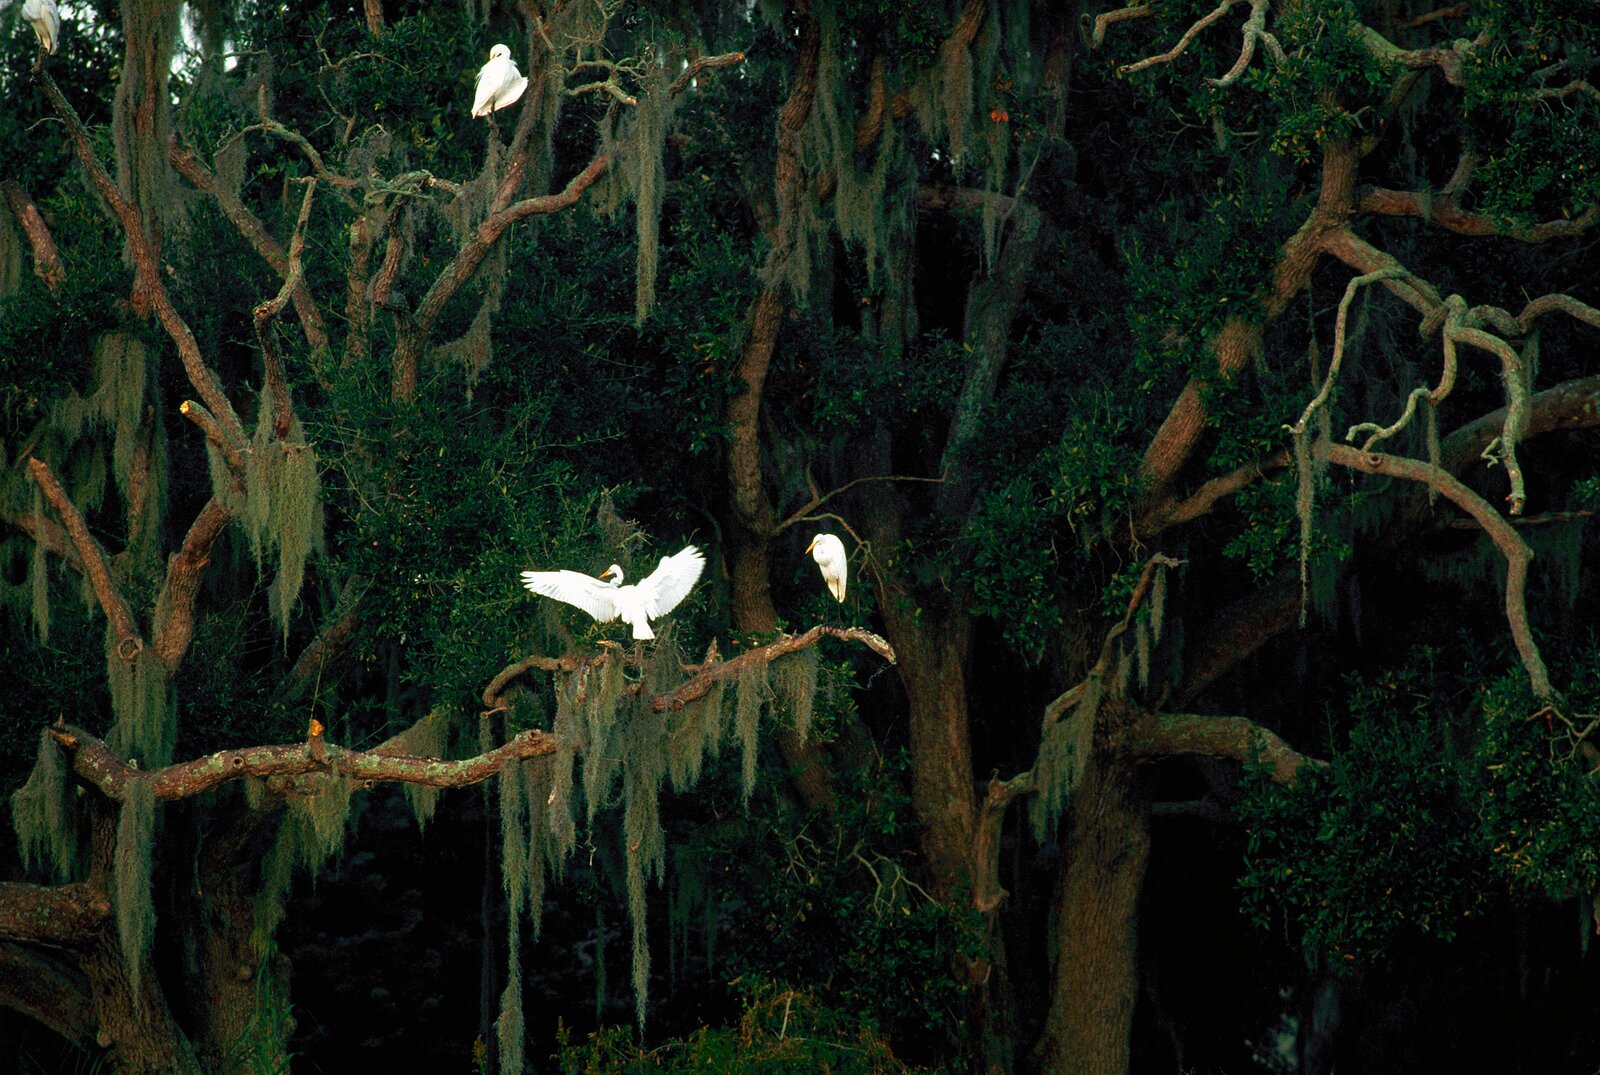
[1036,750,1152,1075]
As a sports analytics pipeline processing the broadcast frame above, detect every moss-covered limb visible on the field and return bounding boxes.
[652,627,895,712]
[1125,713,1324,785]
[0,943,96,1048]
[177,400,245,475]
[1,500,79,570]
[34,68,246,454]
[1323,444,1553,701]
[1088,3,1153,48]
[167,138,329,352]
[1350,23,1486,83]
[150,496,232,672]
[482,649,597,712]
[0,180,65,291]
[1357,185,1600,242]
[1290,268,1410,436]
[285,590,365,696]
[1319,226,1444,318]
[25,457,143,656]
[47,724,560,804]
[0,883,112,946]
[1517,294,1600,333]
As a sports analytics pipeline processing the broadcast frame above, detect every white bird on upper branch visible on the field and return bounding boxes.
[521,545,706,640]
[471,43,528,118]
[23,0,60,54]
[806,533,848,603]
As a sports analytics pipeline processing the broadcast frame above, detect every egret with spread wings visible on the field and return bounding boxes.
[521,545,705,640]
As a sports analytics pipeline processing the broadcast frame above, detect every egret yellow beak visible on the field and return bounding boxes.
[598,568,616,581]
[805,537,817,554]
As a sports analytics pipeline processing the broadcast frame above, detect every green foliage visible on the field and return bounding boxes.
[1474,674,1600,901]
[1239,668,1491,967]
[555,979,935,1073]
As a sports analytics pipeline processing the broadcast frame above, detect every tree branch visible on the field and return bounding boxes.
[972,769,1035,913]
[48,723,559,804]
[34,68,247,452]
[150,497,233,672]
[25,457,143,656]
[1323,443,1552,700]
[1116,0,1246,77]
[653,626,896,712]
[1,180,65,291]
[0,944,96,1049]
[253,180,316,441]
[1126,713,1323,785]
[168,138,330,352]
[1357,186,1600,242]
[0,883,111,947]
[1086,4,1153,49]
[393,152,611,400]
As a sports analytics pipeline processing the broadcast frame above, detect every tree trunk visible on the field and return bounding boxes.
[1036,752,1151,1075]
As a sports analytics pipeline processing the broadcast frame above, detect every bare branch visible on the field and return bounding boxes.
[668,50,746,97]
[394,152,611,400]
[1209,0,1284,88]
[48,723,558,804]
[1150,450,1292,532]
[1517,294,1600,334]
[0,181,65,291]
[1400,4,1467,30]
[25,457,143,655]
[1323,443,1552,700]
[774,471,947,536]
[178,400,246,476]
[972,769,1036,913]
[0,883,110,947]
[168,138,330,351]
[1357,186,1600,242]
[1087,4,1153,49]
[653,626,896,712]
[1289,267,1409,435]
[150,497,233,672]
[1117,0,1245,77]
[253,180,317,441]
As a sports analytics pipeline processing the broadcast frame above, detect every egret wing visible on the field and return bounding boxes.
[520,569,619,623]
[637,546,706,618]
[472,57,506,117]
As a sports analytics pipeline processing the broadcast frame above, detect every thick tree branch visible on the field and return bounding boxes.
[168,138,330,352]
[972,770,1035,914]
[48,723,559,804]
[1,180,65,291]
[0,944,96,1049]
[1126,713,1323,784]
[25,457,143,655]
[177,400,246,475]
[1357,186,1600,242]
[1087,4,1152,49]
[150,497,233,672]
[0,883,111,947]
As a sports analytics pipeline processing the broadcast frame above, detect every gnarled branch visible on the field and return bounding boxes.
[1,180,65,291]
[653,626,895,712]
[25,457,142,655]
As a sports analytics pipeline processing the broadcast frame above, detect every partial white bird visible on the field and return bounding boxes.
[806,534,847,603]
[521,545,705,640]
[23,0,60,54]
[471,44,528,118]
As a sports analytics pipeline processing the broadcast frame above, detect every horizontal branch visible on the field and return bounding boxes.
[1127,713,1323,785]
[653,626,895,712]
[48,723,559,803]
[1357,186,1600,242]
[0,882,110,947]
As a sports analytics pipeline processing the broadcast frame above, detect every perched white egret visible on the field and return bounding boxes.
[806,534,848,603]
[471,44,528,118]
[521,545,705,640]
[22,0,60,54]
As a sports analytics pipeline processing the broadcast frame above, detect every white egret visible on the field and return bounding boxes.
[806,534,847,603]
[471,44,528,118]
[22,0,60,54]
[521,545,705,640]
